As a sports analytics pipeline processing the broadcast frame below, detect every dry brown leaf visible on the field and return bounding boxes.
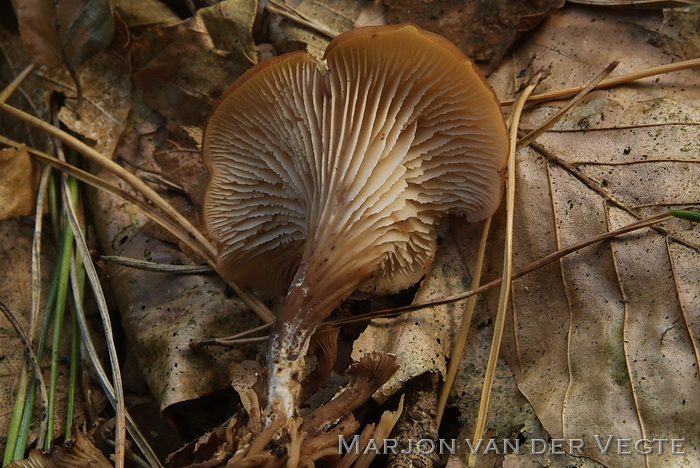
[40,47,131,159]
[0,26,52,153]
[457,5,699,467]
[352,228,467,402]
[199,0,259,60]
[11,0,115,84]
[277,0,369,58]
[87,102,261,410]
[130,0,256,129]
[113,0,180,29]
[383,0,565,73]
[0,146,39,219]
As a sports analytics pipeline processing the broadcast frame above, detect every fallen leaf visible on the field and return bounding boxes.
[41,45,131,159]
[0,25,52,153]
[199,0,259,60]
[113,0,180,29]
[352,228,467,402]
[0,146,39,219]
[457,5,699,467]
[382,0,565,73]
[277,0,369,58]
[87,104,261,411]
[131,1,256,129]
[11,0,115,83]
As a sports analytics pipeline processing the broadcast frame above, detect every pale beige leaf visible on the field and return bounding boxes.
[41,49,131,159]
[352,229,467,402]
[0,146,39,219]
[277,0,367,59]
[463,5,700,468]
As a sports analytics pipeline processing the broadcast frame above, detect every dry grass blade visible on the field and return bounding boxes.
[68,261,163,467]
[59,166,126,468]
[30,167,52,343]
[517,60,620,148]
[436,217,491,426]
[0,100,216,263]
[101,256,212,274]
[468,72,541,468]
[0,90,274,321]
[500,57,700,106]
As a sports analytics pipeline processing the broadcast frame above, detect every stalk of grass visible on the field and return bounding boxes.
[12,238,60,459]
[669,209,700,223]
[64,149,86,441]
[435,216,491,426]
[60,154,127,468]
[44,211,75,449]
[0,301,50,463]
[3,362,29,463]
[2,166,53,465]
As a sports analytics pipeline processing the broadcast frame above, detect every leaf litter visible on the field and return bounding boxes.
[0,1,699,467]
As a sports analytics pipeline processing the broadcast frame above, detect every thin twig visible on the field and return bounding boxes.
[500,57,700,106]
[517,60,620,148]
[102,256,213,274]
[523,134,700,252]
[327,212,674,326]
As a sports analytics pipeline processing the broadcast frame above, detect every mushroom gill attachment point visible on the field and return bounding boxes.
[202,24,509,420]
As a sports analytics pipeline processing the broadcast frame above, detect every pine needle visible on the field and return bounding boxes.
[468,71,542,468]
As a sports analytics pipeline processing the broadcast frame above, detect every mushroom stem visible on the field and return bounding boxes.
[266,256,363,418]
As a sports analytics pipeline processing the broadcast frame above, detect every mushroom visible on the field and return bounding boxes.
[203,24,509,419]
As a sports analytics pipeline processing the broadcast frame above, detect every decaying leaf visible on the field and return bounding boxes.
[11,0,115,90]
[467,6,698,467]
[113,0,180,29]
[276,0,369,58]
[0,146,39,219]
[41,46,131,159]
[383,0,565,73]
[352,229,468,402]
[88,104,260,411]
[199,0,259,59]
[0,26,52,154]
[131,0,257,129]
[7,427,111,468]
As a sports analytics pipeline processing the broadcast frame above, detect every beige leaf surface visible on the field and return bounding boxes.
[352,228,467,402]
[0,146,39,219]
[41,47,131,159]
[277,0,368,58]
[475,6,699,468]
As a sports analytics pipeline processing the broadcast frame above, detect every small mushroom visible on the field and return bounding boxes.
[203,24,509,419]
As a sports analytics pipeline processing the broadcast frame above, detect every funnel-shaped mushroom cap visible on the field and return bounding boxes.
[203,24,508,299]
